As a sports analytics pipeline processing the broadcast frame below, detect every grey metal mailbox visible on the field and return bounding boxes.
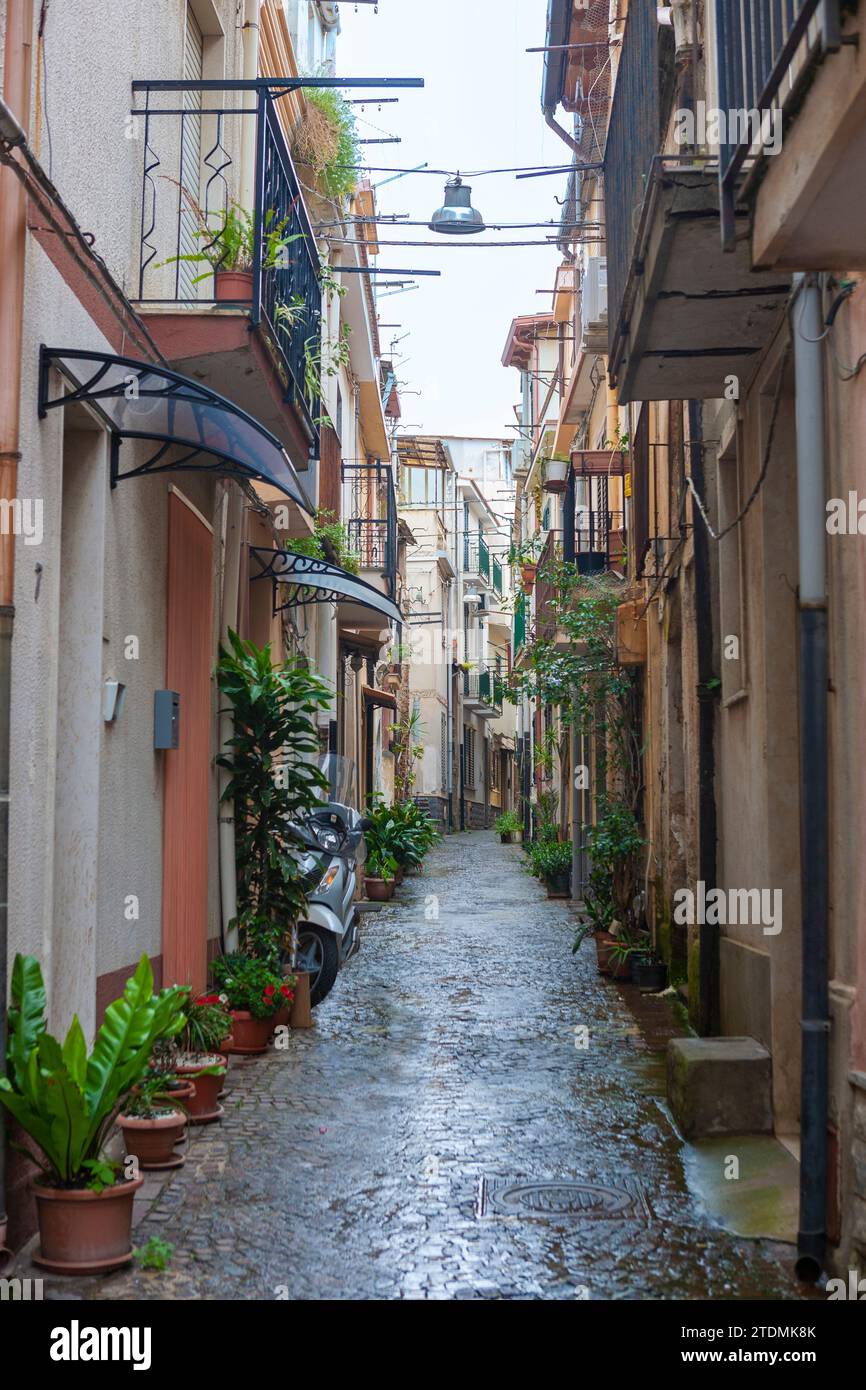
[154,690,180,749]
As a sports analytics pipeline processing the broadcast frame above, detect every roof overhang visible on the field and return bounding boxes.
[250,548,403,626]
[38,348,313,509]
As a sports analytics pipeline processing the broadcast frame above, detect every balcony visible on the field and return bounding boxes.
[715,2,865,271]
[605,0,790,404]
[463,535,491,588]
[463,666,503,720]
[342,458,398,604]
[131,80,322,466]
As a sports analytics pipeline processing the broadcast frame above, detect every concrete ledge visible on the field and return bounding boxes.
[667,1037,773,1139]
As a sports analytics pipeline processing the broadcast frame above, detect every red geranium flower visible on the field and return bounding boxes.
[264,985,276,997]
[280,983,292,997]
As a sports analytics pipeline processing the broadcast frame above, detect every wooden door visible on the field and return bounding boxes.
[162,491,213,990]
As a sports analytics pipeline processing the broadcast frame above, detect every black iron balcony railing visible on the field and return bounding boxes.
[342,458,398,600]
[535,512,626,640]
[603,0,675,362]
[716,0,841,249]
[463,666,503,716]
[463,536,492,586]
[132,81,322,447]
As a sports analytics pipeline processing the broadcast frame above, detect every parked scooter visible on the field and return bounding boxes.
[282,756,370,1005]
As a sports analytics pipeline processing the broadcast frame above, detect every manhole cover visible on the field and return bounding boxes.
[477,1177,651,1221]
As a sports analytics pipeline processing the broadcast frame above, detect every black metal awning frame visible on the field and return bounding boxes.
[38,347,313,509]
[249,548,403,628]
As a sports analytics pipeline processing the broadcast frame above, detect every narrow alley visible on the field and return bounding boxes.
[49,833,797,1303]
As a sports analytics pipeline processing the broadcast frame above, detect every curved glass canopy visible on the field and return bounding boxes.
[250,549,403,628]
[38,348,313,511]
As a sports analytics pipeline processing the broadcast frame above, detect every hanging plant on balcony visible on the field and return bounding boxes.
[292,82,361,201]
[156,189,304,301]
[287,507,361,575]
[542,452,571,495]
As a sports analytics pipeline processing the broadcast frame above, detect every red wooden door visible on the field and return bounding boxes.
[162,491,213,991]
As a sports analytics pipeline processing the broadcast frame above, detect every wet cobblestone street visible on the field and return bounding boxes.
[46,831,801,1301]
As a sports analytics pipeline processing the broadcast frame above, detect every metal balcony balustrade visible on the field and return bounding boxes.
[514,590,527,655]
[342,458,398,600]
[132,80,323,446]
[463,534,492,586]
[492,554,504,597]
[603,0,674,364]
[534,508,626,640]
[715,0,842,248]
[463,665,503,717]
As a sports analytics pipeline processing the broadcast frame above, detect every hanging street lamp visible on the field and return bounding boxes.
[428,176,486,234]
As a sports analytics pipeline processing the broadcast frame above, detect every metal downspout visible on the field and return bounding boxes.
[688,400,720,1036]
[0,0,34,1267]
[792,274,830,1283]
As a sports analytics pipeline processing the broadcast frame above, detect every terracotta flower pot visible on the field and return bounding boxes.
[33,1175,143,1275]
[118,1109,187,1170]
[214,268,253,302]
[224,1011,272,1055]
[595,930,616,975]
[394,866,405,885]
[520,562,537,592]
[608,953,632,982]
[365,876,392,902]
[271,1007,291,1030]
[174,1055,228,1123]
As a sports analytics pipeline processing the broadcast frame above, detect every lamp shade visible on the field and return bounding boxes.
[429,177,485,235]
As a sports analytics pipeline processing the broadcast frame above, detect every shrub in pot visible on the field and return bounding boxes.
[117,1073,189,1171]
[0,954,187,1274]
[632,954,668,993]
[528,838,572,897]
[364,845,397,902]
[170,996,233,1121]
[212,954,286,1054]
[156,198,303,302]
[494,810,523,844]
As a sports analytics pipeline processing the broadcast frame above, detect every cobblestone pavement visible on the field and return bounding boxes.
[40,831,803,1301]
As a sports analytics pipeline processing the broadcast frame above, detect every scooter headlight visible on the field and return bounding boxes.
[316,864,340,893]
[314,824,342,853]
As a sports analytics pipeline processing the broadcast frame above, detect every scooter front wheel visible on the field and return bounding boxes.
[295,925,340,1006]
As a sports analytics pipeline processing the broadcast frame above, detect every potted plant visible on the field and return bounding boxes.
[117,1073,189,1171]
[606,937,638,982]
[494,809,523,844]
[171,995,233,1122]
[632,953,668,993]
[530,839,572,897]
[212,954,287,1055]
[157,196,303,302]
[364,845,398,901]
[0,954,188,1274]
[543,453,570,494]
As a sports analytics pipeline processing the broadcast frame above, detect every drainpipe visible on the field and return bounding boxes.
[792,274,830,1283]
[541,0,581,156]
[239,0,261,214]
[445,577,453,832]
[0,0,33,1268]
[218,484,244,955]
[688,400,719,1036]
[563,465,581,901]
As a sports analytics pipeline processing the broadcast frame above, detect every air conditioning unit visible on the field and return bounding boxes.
[582,256,608,331]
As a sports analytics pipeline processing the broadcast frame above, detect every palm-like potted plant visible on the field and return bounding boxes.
[0,955,188,1274]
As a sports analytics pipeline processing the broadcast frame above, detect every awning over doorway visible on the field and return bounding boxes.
[38,348,313,510]
[249,548,403,627]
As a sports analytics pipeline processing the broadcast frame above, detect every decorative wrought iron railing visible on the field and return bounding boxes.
[132,80,323,448]
[342,458,398,599]
[715,0,841,248]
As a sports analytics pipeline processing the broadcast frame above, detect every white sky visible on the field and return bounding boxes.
[335,0,569,438]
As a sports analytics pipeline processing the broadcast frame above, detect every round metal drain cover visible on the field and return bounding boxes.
[478,1177,650,1220]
